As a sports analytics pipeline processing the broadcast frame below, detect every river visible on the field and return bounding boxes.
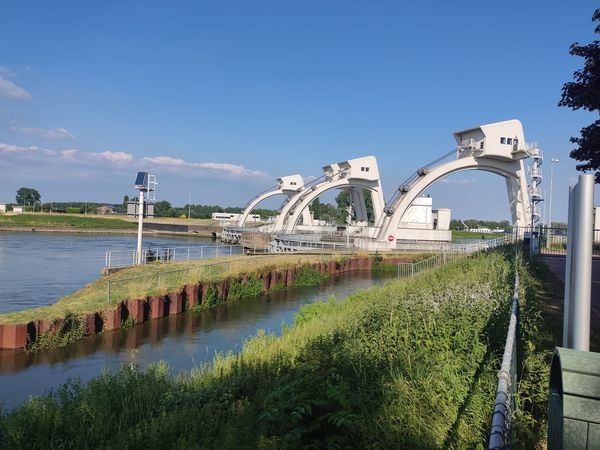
[0,231,238,314]
[0,232,394,411]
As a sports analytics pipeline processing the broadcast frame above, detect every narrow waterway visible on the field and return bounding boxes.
[0,271,394,411]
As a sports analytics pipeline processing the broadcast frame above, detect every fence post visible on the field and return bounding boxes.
[107,280,111,305]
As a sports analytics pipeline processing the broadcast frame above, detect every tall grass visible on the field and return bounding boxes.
[0,249,532,449]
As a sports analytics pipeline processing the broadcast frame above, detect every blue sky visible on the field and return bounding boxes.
[0,1,598,222]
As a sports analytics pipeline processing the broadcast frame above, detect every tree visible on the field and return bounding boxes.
[16,187,41,206]
[559,8,600,181]
[154,200,173,217]
[335,188,375,223]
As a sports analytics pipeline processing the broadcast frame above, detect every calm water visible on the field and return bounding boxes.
[0,232,394,410]
[0,231,228,313]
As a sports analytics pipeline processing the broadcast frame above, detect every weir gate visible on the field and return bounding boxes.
[222,119,543,252]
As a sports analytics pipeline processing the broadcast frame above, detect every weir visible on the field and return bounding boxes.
[227,119,542,251]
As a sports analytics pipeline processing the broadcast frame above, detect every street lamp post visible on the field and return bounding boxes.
[547,158,558,248]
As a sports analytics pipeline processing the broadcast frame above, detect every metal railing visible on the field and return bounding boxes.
[269,234,354,253]
[488,274,520,449]
[105,245,244,268]
[395,236,509,254]
[396,252,461,278]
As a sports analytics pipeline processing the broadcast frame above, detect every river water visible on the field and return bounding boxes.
[0,232,393,410]
[0,231,236,314]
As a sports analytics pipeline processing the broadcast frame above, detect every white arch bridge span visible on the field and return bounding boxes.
[223,119,542,251]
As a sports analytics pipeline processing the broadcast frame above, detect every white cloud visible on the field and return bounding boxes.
[0,76,31,100]
[90,151,134,163]
[143,156,186,167]
[61,149,77,158]
[10,125,75,140]
[0,142,41,154]
[142,155,268,178]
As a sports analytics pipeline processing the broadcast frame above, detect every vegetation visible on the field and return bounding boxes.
[450,218,511,231]
[26,313,87,352]
[0,248,560,449]
[291,265,329,287]
[559,8,600,181]
[151,201,279,220]
[226,276,264,302]
[0,213,137,230]
[15,187,41,206]
[0,254,388,326]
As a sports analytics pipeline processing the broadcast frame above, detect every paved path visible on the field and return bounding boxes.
[542,255,600,347]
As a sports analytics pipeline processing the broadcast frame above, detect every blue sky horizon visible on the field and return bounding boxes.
[1,1,598,223]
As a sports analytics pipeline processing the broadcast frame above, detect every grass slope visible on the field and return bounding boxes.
[0,213,136,230]
[1,250,544,449]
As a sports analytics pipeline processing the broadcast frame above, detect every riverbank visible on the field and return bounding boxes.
[0,253,414,350]
[0,249,560,448]
[0,213,225,238]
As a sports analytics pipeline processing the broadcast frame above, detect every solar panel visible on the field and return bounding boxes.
[134,172,148,189]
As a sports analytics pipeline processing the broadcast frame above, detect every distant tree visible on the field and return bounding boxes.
[122,195,129,210]
[154,200,173,217]
[559,8,600,181]
[335,189,375,223]
[16,187,41,206]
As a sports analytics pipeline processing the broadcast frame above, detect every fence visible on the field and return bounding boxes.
[395,236,509,254]
[513,226,600,258]
[106,260,232,304]
[396,252,461,278]
[488,274,520,449]
[105,244,244,268]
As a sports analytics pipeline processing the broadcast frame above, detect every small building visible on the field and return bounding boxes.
[12,207,23,214]
[127,201,155,218]
[0,204,5,214]
[96,205,116,215]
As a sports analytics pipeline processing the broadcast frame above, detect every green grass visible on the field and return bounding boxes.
[452,230,506,240]
[0,253,412,325]
[0,249,538,449]
[0,213,137,230]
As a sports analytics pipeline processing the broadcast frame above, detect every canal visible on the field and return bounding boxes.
[0,232,394,410]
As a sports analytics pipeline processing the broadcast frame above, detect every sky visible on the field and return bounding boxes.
[1,1,599,223]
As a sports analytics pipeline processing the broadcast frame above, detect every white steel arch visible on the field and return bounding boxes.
[377,119,534,242]
[272,156,385,232]
[377,156,529,240]
[237,174,312,227]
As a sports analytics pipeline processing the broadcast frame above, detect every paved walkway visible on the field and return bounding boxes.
[542,255,600,347]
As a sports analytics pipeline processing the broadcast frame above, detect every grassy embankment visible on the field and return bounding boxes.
[0,213,137,231]
[0,253,362,326]
[0,248,563,449]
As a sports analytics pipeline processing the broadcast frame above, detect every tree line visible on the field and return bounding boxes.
[8,187,530,227]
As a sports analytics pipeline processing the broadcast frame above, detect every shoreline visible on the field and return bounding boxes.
[0,225,217,239]
[0,255,384,350]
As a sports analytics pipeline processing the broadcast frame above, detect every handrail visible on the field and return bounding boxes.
[488,273,519,449]
[105,245,243,268]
